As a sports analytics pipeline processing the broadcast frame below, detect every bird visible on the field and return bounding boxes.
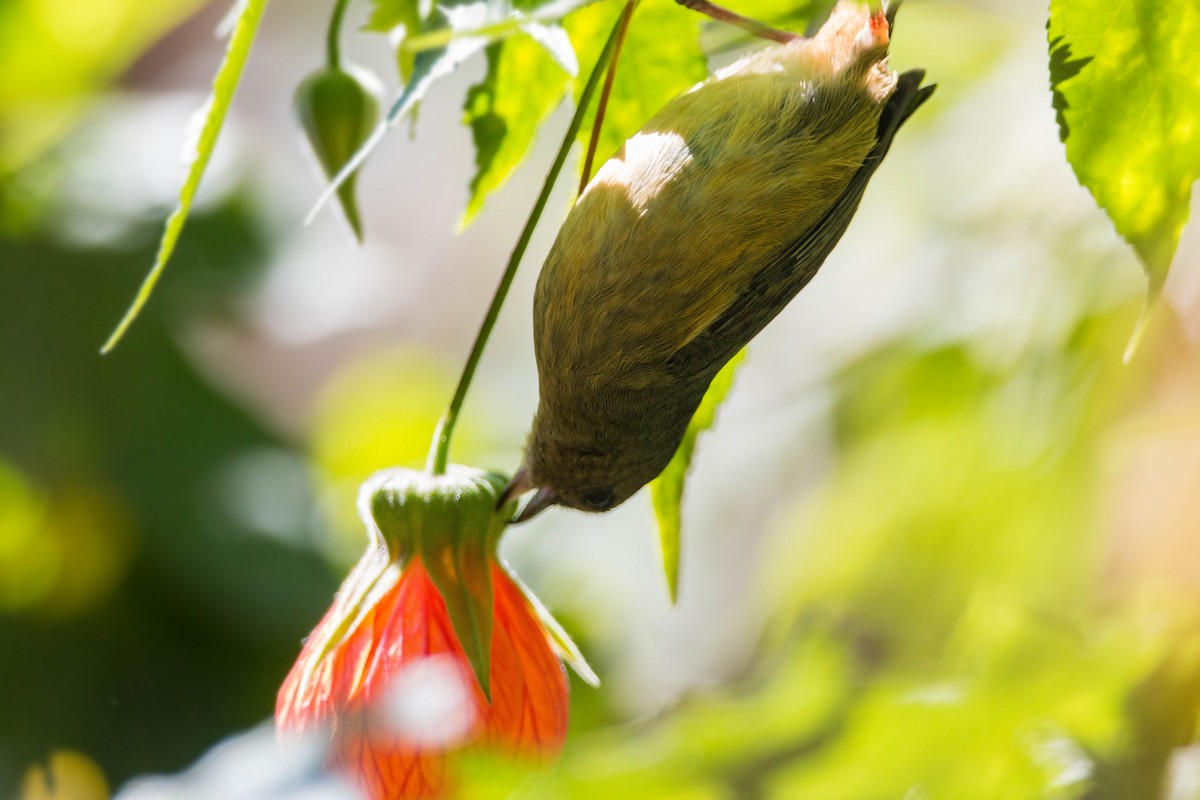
[502,1,933,521]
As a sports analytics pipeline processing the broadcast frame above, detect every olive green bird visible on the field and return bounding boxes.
[504,1,934,519]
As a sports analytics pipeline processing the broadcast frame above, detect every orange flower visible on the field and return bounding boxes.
[276,467,594,799]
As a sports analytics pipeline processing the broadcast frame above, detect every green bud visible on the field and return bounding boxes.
[294,66,380,242]
[361,466,516,700]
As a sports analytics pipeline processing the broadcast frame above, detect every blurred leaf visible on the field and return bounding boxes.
[697,0,827,54]
[1,199,337,794]
[19,750,108,800]
[367,0,420,32]
[310,347,495,559]
[730,0,823,23]
[1048,1,1200,300]
[772,343,1107,655]
[367,0,422,77]
[883,1,1014,109]
[1084,640,1200,800]
[102,0,269,352]
[0,474,134,617]
[649,350,745,603]
[0,0,205,175]
[462,33,571,224]
[566,0,708,171]
[311,349,481,478]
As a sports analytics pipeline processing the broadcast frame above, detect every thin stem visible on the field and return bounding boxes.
[579,0,639,195]
[327,0,351,69]
[674,0,799,44]
[426,6,632,475]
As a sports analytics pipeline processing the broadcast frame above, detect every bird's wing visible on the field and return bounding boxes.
[665,69,936,380]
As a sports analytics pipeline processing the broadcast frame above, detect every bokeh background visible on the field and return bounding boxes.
[4,0,1200,797]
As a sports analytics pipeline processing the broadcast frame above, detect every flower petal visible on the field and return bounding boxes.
[278,557,571,799]
[485,563,569,757]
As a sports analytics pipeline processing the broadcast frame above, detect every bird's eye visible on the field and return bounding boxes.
[580,488,615,511]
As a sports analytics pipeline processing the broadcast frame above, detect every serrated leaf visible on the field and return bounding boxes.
[102,0,268,353]
[315,0,595,225]
[566,0,708,176]
[462,33,571,225]
[649,349,746,603]
[1048,0,1200,300]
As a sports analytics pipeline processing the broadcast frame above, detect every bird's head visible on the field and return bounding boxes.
[499,423,668,522]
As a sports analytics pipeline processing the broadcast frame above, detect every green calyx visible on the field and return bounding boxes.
[361,466,518,701]
[294,66,380,242]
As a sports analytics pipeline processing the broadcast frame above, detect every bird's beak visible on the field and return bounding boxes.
[498,466,533,510]
[513,487,559,523]
[498,466,560,523]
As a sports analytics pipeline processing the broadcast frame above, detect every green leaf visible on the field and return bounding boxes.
[525,19,580,74]
[0,0,207,174]
[462,32,572,225]
[101,0,268,353]
[649,349,746,603]
[566,0,708,173]
[366,0,420,33]
[368,0,422,77]
[1048,1,1200,300]
[398,0,598,56]
[312,0,594,226]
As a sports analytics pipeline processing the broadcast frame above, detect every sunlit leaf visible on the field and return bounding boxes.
[101,0,268,353]
[0,0,205,174]
[318,0,596,225]
[525,20,579,75]
[1048,1,1200,302]
[462,33,572,224]
[649,350,745,603]
[366,0,420,33]
[399,0,598,55]
[566,0,708,173]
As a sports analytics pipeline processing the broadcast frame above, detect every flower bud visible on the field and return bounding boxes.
[294,66,380,242]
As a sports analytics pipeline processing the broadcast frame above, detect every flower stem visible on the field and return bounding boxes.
[426,4,635,475]
[580,0,639,195]
[326,0,351,69]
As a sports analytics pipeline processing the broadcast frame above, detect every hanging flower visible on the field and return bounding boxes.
[276,467,596,799]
